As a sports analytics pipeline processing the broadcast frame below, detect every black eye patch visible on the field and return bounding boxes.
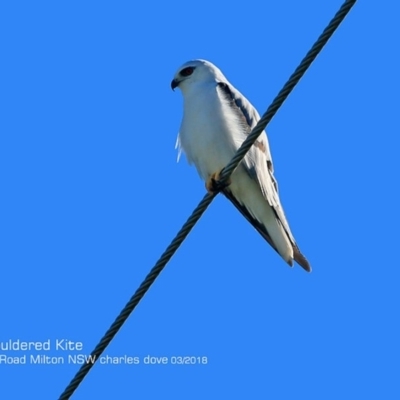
[180,67,195,77]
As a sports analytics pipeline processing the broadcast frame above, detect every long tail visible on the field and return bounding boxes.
[293,245,311,272]
[223,189,311,272]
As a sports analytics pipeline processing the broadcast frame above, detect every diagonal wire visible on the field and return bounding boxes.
[219,0,356,183]
[58,1,356,398]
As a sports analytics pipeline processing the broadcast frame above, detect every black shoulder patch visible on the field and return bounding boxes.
[217,82,252,130]
[217,82,233,100]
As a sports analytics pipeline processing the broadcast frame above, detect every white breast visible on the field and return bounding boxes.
[178,83,240,181]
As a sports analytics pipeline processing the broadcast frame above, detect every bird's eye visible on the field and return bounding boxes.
[180,67,194,77]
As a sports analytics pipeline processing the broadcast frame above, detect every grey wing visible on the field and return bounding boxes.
[217,82,311,272]
[216,82,295,243]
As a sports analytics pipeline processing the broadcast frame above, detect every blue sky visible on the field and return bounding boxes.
[1,1,399,399]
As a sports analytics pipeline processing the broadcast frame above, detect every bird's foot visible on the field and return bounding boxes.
[205,171,231,194]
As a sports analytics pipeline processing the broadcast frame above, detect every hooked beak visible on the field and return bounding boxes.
[171,78,179,91]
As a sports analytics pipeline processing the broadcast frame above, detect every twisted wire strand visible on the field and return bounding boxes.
[58,192,216,400]
[219,0,356,182]
[58,1,356,398]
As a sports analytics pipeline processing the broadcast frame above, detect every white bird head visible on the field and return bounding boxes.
[171,59,226,94]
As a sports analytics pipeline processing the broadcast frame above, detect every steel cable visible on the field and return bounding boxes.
[58,1,356,398]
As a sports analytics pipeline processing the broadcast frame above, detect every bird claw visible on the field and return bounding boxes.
[205,171,231,193]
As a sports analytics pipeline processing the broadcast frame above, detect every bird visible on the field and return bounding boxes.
[171,59,311,272]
